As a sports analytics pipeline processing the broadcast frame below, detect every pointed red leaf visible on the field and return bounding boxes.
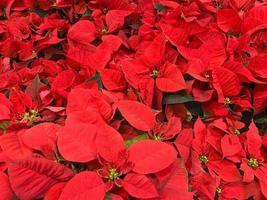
[212,66,240,102]
[260,181,267,199]
[8,156,74,200]
[253,85,267,115]
[217,9,242,33]
[229,0,254,10]
[96,125,125,163]
[106,10,131,33]
[243,6,267,35]
[68,20,96,46]
[67,88,113,122]
[59,172,106,200]
[248,55,267,79]
[129,140,177,174]
[221,134,242,157]
[223,61,260,83]
[25,75,45,101]
[159,23,188,47]
[22,123,60,152]
[156,63,186,92]
[116,100,156,131]
[44,182,66,200]
[99,69,127,91]
[156,160,193,199]
[0,172,13,200]
[175,129,193,161]
[0,104,10,121]
[215,160,242,182]
[0,131,32,160]
[246,122,262,157]
[122,173,158,198]
[66,110,106,127]
[57,123,98,162]
[140,35,166,67]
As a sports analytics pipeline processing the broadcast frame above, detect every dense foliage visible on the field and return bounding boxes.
[0,0,266,199]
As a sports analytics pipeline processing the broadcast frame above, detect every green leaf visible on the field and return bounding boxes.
[201,110,211,120]
[125,134,149,148]
[154,3,165,11]
[185,101,202,117]
[104,193,112,200]
[162,90,194,104]
[85,71,103,90]
[0,121,9,131]
[254,113,267,124]
[82,9,92,17]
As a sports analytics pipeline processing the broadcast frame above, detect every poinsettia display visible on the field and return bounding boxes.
[0,0,266,199]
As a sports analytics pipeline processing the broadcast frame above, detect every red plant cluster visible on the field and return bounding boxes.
[0,0,266,199]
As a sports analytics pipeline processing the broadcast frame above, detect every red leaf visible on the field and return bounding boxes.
[8,156,74,200]
[217,9,242,33]
[175,129,193,161]
[246,122,262,157]
[99,69,126,91]
[221,134,242,157]
[0,104,10,121]
[192,118,207,154]
[0,172,13,200]
[159,23,188,47]
[203,36,227,68]
[0,131,32,160]
[140,35,166,67]
[214,160,242,182]
[44,182,66,200]
[87,35,122,69]
[156,63,186,92]
[191,172,217,200]
[116,100,156,131]
[122,173,158,198]
[223,61,260,83]
[229,0,255,10]
[67,88,113,122]
[66,110,105,127]
[59,171,106,200]
[243,6,267,35]
[51,70,76,98]
[253,85,267,115]
[57,123,98,162]
[99,0,134,10]
[22,123,60,152]
[96,125,125,163]
[156,160,193,199]
[260,181,267,199]
[25,75,45,101]
[248,55,267,79]
[106,10,131,33]
[68,20,96,46]
[212,66,240,102]
[129,140,177,174]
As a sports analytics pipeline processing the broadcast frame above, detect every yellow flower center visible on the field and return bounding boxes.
[224,97,231,105]
[204,73,210,79]
[233,129,240,136]
[150,69,159,79]
[153,134,162,141]
[199,155,209,164]
[216,187,222,195]
[108,168,120,180]
[23,109,38,122]
[102,27,107,34]
[247,158,259,168]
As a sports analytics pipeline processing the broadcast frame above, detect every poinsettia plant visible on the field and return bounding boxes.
[0,0,266,199]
